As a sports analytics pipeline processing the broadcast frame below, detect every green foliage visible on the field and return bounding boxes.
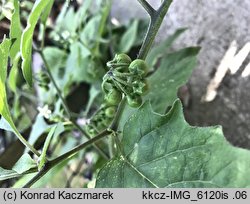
[38,123,64,170]
[21,0,52,86]
[0,0,249,188]
[96,100,250,187]
[0,154,36,181]
[146,28,187,68]
[0,38,38,155]
[119,20,139,53]
[9,0,22,62]
[146,47,200,113]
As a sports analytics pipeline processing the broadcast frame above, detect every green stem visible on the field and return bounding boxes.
[109,0,173,131]
[138,0,173,60]
[39,50,109,160]
[23,0,173,187]
[137,0,155,17]
[109,97,127,131]
[23,129,110,188]
[71,120,109,160]
[39,50,71,118]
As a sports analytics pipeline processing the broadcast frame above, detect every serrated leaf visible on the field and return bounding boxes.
[9,0,22,62]
[145,47,200,113]
[96,100,250,188]
[146,28,187,68]
[21,0,51,86]
[119,20,139,53]
[38,123,64,170]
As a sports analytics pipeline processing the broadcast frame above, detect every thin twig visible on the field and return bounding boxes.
[138,0,173,60]
[109,97,127,131]
[39,50,109,159]
[71,120,109,160]
[38,50,71,118]
[137,0,155,17]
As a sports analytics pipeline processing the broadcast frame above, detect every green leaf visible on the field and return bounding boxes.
[29,115,51,146]
[8,53,20,92]
[145,47,200,113]
[119,20,139,53]
[12,154,36,174]
[0,153,37,181]
[40,0,54,25]
[38,123,64,170]
[21,0,51,86]
[0,167,21,181]
[0,38,38,155]
[146,28,187,68]
[65,42,103,84]
[96,100,250,188]
[9,0,22,62]
[80,15,102,46]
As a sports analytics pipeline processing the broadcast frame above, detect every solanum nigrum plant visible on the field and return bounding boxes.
[0,0,250,188]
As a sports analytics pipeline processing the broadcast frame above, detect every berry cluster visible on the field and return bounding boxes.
[86,54,149,136]
[102,54,149,108]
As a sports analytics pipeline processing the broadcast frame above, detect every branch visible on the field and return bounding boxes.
[23,129,110,187]
[38,50,71,118]
[137,0,155,17]
[138,0,173,60]
[39,50,109,160]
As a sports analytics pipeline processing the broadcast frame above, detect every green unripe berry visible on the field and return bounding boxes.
[107,54,132,70]
[114,53,132,64]
[126,94,142,108]
[128,59,148,77]
[132,80,149,95]
[104,88,122,106]
[105,106,117,118]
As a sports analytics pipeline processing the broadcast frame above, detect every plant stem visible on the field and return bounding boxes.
[39,50,71,118]
[138,0,173,60]
[108,0,173,133]
[23,0,173,187]
[23,129,110,188]
[137,0,155,17]
[71,120,109,160]
[109,97,126,131]
[39,50,109,160]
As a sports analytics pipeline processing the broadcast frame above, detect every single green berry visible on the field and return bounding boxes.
[104,88,122,106]
[105,106,117,118]
[114,53,132,64]
[132,80,149,95]
[128,59,149,77]
[126,94,142,108]
[107,54,132,70]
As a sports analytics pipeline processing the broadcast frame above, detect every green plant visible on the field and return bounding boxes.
[0,0,250,188]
